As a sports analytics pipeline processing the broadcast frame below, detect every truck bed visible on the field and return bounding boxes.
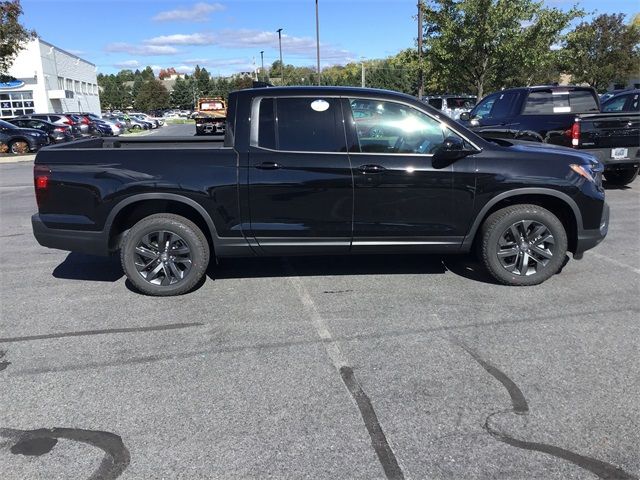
[40,136,227,151]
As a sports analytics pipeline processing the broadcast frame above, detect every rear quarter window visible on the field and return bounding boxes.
[523,89,599,114]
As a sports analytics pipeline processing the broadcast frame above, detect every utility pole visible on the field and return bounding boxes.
[361,60,365,88]
[277,28,284,86]
[315,0,321,85]
[260,50,264,81]
[417,0,424,98]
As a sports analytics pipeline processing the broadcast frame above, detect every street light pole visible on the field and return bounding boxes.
[417,0,424,98]
[260,50,264,81]
[315,0,321,85]
[277,28,284,86]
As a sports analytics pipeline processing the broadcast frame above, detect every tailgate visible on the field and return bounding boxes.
[579,113,640,149]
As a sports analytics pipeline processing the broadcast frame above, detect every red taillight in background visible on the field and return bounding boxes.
[570,121,580,147]
[34,165,51,207]
[64,115,75,125]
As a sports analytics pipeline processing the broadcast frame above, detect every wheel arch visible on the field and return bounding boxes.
[464,188,582,254]
[106,193,219,252]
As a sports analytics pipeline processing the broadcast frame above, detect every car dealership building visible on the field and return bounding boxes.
[0,38,100,119]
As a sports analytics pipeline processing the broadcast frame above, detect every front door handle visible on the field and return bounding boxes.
[359,164,386,174]
[255,161,281,170]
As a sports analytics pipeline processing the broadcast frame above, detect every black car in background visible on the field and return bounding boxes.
[459,85,640,185]
[17,113,87,137]
[7,118,73,144]
[0,119,49,154]
[601,89,640,113]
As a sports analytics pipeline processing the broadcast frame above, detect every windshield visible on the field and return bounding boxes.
[0,119,17,129]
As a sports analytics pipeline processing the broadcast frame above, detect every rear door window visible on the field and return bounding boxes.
[489,92,521,119]
[256,97,345,152]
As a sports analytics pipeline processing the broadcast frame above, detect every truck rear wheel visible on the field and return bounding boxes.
[120,214,210,296]
[604,166,639,186]
[480,204,567,286]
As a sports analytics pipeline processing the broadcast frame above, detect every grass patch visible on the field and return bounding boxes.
[163,118,193,125]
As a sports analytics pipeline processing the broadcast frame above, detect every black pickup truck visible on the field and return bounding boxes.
[32,86,608,296]
[459,85,640,186]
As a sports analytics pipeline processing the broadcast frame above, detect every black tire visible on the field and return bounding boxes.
[120,213,210,296]
[132,124,141,130]
[480,204,568,286]
[604,166,639,186]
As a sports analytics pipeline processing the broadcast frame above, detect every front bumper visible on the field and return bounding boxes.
[574,202,609,257]
[32,214,109,256]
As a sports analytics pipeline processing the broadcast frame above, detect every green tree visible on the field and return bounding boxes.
[170,77,194,109]
[135,79,170,112]
[140,66,155,81]
[560,13,640,91]
[422,0,582,98]
[117,69,135,82]
[0,0,36,80]
[131,76,144,105]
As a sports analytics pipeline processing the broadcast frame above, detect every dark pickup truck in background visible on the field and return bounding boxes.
[459,85,640,186]
[32,86,608,296]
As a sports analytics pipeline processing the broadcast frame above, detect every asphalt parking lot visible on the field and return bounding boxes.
[1,124,639,479]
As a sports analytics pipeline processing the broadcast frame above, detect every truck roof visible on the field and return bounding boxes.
[232,86,422,103]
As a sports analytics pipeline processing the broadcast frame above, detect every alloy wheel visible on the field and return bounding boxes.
[134,231,192,286]
[10,141,29,155]
[496,220,555,276]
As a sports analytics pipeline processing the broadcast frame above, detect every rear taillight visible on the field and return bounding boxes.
[54,127,64,133]
[34,165,51,207]
[64,116,75,125]
[81,117,90,124]
[570,121,580,147]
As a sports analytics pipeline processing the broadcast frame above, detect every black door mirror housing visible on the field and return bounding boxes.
[459,111,471,122]
[433,136,477,165]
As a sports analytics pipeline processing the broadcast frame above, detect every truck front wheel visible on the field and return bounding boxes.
[120,214,210,296]
[480,205,568,286]
[604,166,639,186]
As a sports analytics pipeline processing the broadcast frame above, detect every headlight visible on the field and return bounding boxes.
[570,164,595,183]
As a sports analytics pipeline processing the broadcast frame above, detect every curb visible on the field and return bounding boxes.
[0,154,36,164]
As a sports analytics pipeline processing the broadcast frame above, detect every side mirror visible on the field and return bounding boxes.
[459,111,471,122]
[433,136,476,164]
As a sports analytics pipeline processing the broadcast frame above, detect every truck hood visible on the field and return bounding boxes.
[491,138,600,167]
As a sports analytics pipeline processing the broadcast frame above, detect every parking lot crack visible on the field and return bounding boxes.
[285,265,404,480]
[453,339,638,480]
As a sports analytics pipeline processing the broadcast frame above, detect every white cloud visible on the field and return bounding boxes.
[183,58,251,67]
[152,2,225,22]
[105,43,179,56]
[145,33,215,46]
[114,60,141,69]
[142,29,355,63]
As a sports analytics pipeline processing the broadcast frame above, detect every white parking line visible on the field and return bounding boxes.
[285,267,347,370]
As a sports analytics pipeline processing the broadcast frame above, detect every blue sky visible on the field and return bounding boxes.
[21,0,639,76]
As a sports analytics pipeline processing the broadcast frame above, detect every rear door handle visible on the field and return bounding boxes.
[255,161,281,170]
[359,164,386,174]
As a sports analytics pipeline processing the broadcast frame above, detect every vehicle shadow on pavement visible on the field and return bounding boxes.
[208,254,501,285]
[53,253,124,282]
[603,181,632,191]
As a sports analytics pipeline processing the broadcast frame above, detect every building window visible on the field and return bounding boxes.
[58,77,64,89]
[0,91,35,118]
[66,78,73,91]
[74,81,80,93]
[81,82,87,94]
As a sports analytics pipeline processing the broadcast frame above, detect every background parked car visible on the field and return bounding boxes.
[601,89,640,113]
[0,119,49,154]
[7,118,73,144]
[17,113,85,137]
[422,95,477,119]
[130,112,164,127]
